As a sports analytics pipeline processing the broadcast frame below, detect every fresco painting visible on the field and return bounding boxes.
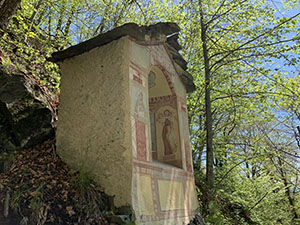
[131,116,137,158]
[135,119,147,161]
[131,84,147,120]
[150,110,157,155]
[135,88,146,119]
[128,37,197,223]
[156,109,178,156]
[130,66,146,87]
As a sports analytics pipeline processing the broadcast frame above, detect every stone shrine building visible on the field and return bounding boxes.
[50,23,198,225]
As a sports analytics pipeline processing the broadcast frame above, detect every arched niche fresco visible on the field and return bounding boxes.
[148,66,183,168]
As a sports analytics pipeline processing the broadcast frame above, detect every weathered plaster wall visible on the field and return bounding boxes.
[56,37,132,207]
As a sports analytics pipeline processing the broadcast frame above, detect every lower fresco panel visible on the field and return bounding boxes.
[137,173,155,216]
[157,180,186,211]
[133,161,197,224]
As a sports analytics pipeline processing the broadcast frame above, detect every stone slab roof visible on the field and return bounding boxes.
[49,23,195,92]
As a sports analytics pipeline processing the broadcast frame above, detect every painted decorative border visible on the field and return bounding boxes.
[133,160,196,222]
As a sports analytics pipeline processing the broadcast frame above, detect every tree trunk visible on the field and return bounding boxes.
[55,0,66,38]
[278,157,299,221]
[199,0,214,215]
[0,0,21,30]
[63,3,76,40]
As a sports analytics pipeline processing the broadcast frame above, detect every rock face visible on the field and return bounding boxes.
[0,70,54,152]
[188,214,206,225]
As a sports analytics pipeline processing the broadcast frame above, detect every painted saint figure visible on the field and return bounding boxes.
[134,89,145,118]
[162,113,172,155]
[158,109,178,155]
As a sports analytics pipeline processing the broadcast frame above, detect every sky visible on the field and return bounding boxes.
[268,1,300,78]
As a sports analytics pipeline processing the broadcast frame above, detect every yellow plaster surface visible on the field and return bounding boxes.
[137,174,155,215]
[173,63,188,98]
[157,180,186,210]
[177,105,189,170]
[187,180,199,211]
[173,71,187,99]
[149,66,172,97]
[131,116,137,158]
[57,36,132,207]
[132,42,150,69]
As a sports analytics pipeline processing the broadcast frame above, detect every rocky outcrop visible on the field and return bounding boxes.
[189,214,207,225]
[0,70,54,153]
